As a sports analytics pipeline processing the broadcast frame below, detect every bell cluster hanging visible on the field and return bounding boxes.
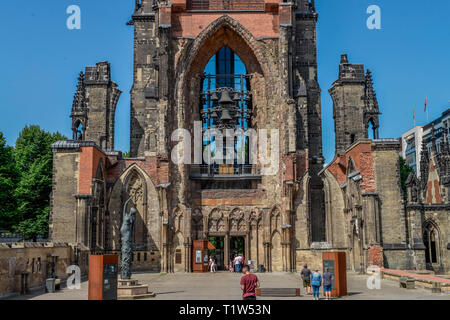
[202,87,252,130]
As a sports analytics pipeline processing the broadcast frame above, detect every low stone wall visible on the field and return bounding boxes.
[296,248,348,271]
[0,242,72,298]
[382,269,450,293]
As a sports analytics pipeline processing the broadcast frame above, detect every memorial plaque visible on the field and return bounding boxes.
[323,259,336,289]
[322,252,347,297]
[192,240,211,273]
[88,254,118,300]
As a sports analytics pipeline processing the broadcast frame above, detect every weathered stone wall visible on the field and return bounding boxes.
[321,140,410,271]
[296,249,348,272]
[0,243,72,298]
[373,144,407,245]
[50,150,80,243]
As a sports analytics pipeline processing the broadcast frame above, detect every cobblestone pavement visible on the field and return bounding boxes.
[8,271,450,300]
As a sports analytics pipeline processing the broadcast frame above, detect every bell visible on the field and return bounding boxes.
[233,93,241,102]
[219,90,233,105]
[220,109,233,121]
[211,111,219,118]
[211,92,219,101]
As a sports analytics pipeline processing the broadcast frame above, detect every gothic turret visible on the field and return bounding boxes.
[70,61,122,150]
[71,72,87,141]
[329,54,381,154]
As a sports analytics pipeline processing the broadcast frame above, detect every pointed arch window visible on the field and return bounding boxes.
[73,120,84,141]
[200,46,252,167]
[423,222,439,264]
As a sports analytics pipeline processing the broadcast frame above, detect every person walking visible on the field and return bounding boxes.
[322,268,333,300]
[234,254,242,273]
[240,265,260,300]
[237,254,243,273]
[310,269,322,300]
[301,264,312,295]
[210,257,217,273]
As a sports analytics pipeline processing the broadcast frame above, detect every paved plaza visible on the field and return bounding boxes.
[8,271,450,300]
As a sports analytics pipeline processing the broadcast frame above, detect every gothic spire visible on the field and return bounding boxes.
[365,69,379,112]
[71,72,86,113]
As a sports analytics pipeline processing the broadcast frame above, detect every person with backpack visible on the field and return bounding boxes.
[310,269,322,300]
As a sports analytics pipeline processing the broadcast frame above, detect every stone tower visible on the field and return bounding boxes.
[128,0,167,157]
[70,61,122,151]
[329,54,381,154]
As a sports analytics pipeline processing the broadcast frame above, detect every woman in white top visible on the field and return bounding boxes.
[210,257,217,272]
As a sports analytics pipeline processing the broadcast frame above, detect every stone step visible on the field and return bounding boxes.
[118,292,156,300]
[256,288,300,297]
[118,284,150,296]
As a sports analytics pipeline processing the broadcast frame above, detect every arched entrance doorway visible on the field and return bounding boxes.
[423,220,440,270]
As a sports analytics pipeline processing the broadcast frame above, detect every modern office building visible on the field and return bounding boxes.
[401,108,450,176]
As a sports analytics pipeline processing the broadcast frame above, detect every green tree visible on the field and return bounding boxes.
[0,132,18,230]
[13,126,66,240]
[122,151,131,158]
[399,156,413,199]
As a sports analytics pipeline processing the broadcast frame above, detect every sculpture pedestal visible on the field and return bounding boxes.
[117,279,156,300]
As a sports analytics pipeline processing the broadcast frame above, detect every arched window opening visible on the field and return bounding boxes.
[423,223,439,265]
[200,47,252,174]
[368,119,378,140]
[350,133,356,145]
[73,120,84,141]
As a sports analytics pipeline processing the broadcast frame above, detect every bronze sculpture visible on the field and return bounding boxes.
[120,197,136,280]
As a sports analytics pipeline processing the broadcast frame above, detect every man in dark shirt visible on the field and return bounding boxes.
[300,264,312,295]
[240,265,260,300]
[322,267,333,300]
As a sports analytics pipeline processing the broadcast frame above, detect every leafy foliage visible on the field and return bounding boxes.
[0,126,66,240]
[0,132,18,230]
[399,156,413,199]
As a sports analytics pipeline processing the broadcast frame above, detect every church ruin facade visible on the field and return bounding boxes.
[50,0,449,274]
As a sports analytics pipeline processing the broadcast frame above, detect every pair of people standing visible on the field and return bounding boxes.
[301,265,333,300]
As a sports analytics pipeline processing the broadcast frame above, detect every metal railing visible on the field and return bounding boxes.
[190,164,258,176]
[187,0,265,11]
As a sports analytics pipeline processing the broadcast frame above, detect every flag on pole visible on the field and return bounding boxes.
[424,97,428,112]
[413,105,415,121]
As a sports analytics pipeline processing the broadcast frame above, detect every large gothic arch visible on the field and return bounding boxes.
[107,163,161,262]
[176,15,270,81]
[174,15,271,125]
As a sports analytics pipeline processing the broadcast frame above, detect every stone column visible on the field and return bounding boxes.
[245,233,250,265]
[161,224,169,273]
[184,242,190,273]
[278,14,292,98]
[224,233,230,270]
[264,242,271,272]
[188,240,193,273]
[75,195,91,246]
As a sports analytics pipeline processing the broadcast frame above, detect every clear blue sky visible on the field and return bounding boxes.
[0,0,449,162]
